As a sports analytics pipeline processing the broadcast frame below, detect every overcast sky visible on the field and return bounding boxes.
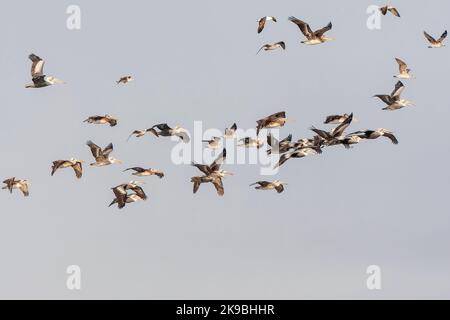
[1,0,449,299]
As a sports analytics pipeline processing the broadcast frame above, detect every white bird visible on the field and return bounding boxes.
[25,54,65,88]
[2,178,29,197]
[256,41,286,55]
[394,58,413,79]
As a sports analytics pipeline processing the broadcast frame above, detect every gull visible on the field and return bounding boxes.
[203,136,222,149]
[224,123,237,138]
[257,16,277,34]
[379,6,400,17]
[373,81,414,111]
[117,76,134,84]
[123,167,164,179]
[288,16,333,45]
[424,30,447,48]
[346,129,399,144]
[109,181,147,209]
[256,111,289,135]
[256,42,286,55]
[394,58,413,79]
[51,158,84,179]
[25,54,65,88]
[148,123,190,143]
[191,149,232,196]
[84,115,118,127]
[250,180,287,193]
[86,141,123,166]
[2,178,29,197]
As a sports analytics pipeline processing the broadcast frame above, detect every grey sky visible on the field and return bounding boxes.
[0,0,449,299]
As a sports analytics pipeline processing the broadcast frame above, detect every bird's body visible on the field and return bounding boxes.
[51,158,84,178]
[256,111,288,135]
[250,180,287,193]
[374,81,414,111]
[25,54,64,88]
[256,41,286,54]
[84,115,117,127]
[288,16,333,45]
[394,58,413,79]
[379,6,400,17]
[124,167,164,178]
[257,16,277,33]
[2,178,29,197]
[117,76,134,84]
[86,141,122,166]
[424,30,447,48]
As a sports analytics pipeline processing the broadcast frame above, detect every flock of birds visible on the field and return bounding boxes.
[2,5,447,209]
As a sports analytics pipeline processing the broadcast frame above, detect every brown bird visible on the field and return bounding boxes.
[84,115,118,127]
[256,111,288,135]
[250,180,287,193]
[51,158,84,179]
[288,16,333,45]
[424,30,447,48]
[109,181,147,209]
[2,178,29,197]
[117,76,134,84]
[379,6,400,17]
[123,167,164,179]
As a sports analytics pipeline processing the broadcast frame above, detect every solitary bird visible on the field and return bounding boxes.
[203,136,222,149]
[250,180,287,193]
[109,181,147,209]
[84,115,118,127]
[256,41,286,55]
[257,16,277,34]
[148,123,190,143]
[288,16,333,45]
[224,123,237,138]
[191,149,232,196]
[394,58,413,79]
[346,129,399,144]
[379,5,400,17]
[373,81,414,110]
[25,54,65,88]
[86,141,123,166]
[117,76,134,84]
[256,111,288,135]
[51,158,84,179]
[424,30,447,48]
[123,167,164,179]
[2,178,29,197]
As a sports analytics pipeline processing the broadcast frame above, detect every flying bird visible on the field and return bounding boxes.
[238,137,264,148]
[117,76,134,84]
[257,16,277,34]
[86,141,123,166]
[51,158,84,179]
[424,30,447,48]
[109,181,147,209]
[347,129,399,144]
[2,178,29,197]
[123,167,164,179]
[25,54,65,88]
[379,6,400,17]
[256,111,288,135]
[373,81,414,110]
[288,16,333,45]
[203,136,222,149]
[148,124,190,143]
[84,115,118,127]
[310,113,354,145]
[224,123,237,138]
[394,58,413,79]
[250,180,287,193]
[191,149,232,196]
[256,41,286,55]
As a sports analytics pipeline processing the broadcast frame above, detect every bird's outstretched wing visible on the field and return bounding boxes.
[102,143,114,156]
[257,18,266,34]
[212,177,224,196]
[424,31,437,44]
[383,132,399,144]
[314,22,332,37]
[87,141,102,158]
[124,167,145,173]
[395,58,407,74]
[210,148,226,172]
[192,163,211,175]
[391,81,404,98]
[19,182,29,197]
[438,30,448,42]
[288,16,314,39]
[72,162,83,179]
[374,94,394,105]
[29,54,44,78]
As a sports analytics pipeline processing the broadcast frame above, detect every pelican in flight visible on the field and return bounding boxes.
[374,81,414,111]
[25,54,64,88]
[239,137,264,148]
[2,178,29,197]
[256,41,286,55]
[250,180,287,193]
[86,141,123,166]
[424,30,447,48]
[84,115,118,127]
[257,16,277,34]
[288,16,333,45]
[224,123,237,138]
[148,123,190,143]
[256,111,288,135]
[379,6,400,17]
[203,136,222,149]
[124,167,164,179]
[324,113,355,125]
[109,181,147,209]
[117,76,134,84]
[347,129,399,145]
[51,158,84,179]
[191,149,232,196]
[274,146,322,168]
[394,58,413,79]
